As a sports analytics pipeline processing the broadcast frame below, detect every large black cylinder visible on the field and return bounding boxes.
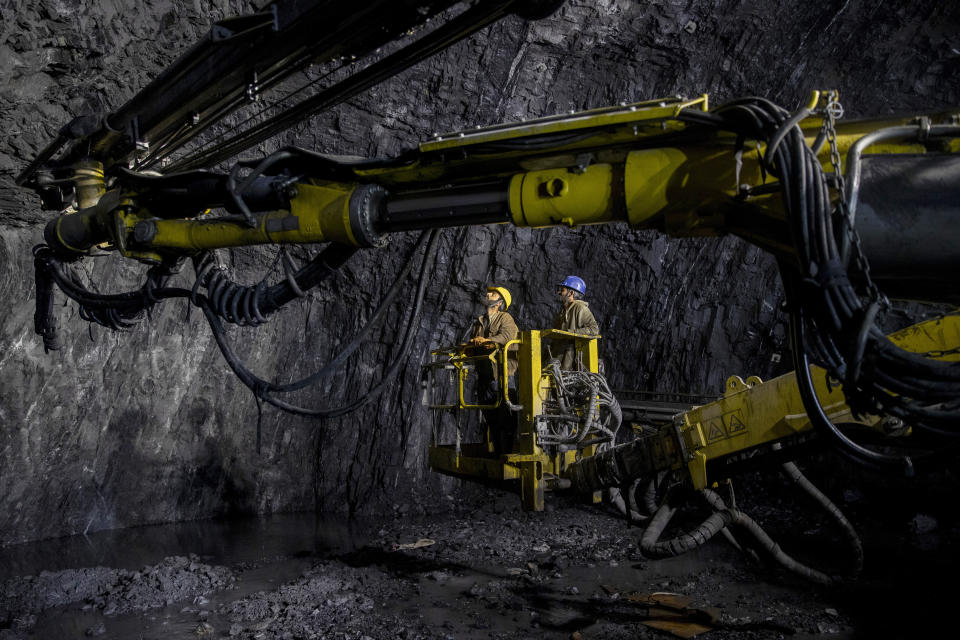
[855,154,960,304]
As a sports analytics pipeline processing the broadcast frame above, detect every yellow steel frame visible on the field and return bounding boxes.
[427,329,603,511]
[508,163,621,228]
[43,90,960,511]
[115,181,358,255]
[676,313,960,489]
[423,340,518,410]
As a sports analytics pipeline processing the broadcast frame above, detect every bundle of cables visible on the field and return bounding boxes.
[680,98,960,471]
[538,360,622,448]
[33,229,439,447]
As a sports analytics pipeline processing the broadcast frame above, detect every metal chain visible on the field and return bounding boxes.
[821,91,888,309]
[824,94,846,201]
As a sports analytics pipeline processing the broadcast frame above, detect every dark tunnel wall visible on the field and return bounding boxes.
[0,0,958,545]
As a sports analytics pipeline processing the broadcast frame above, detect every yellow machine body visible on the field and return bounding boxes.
[37,89,960,506]
[672,313,960,489]
[425,329,601,511]
[426,315,959,503]
[50,92,958,268]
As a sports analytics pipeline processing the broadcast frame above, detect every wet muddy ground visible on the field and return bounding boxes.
[2,478,958,640]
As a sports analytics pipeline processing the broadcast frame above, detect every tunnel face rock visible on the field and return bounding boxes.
[1,0,958,545]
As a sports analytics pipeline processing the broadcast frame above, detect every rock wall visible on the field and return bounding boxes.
[1,0,957,545]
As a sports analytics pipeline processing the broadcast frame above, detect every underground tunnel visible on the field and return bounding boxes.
[1,0,960,638]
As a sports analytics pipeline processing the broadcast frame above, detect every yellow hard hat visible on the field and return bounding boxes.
[487,286,512,310]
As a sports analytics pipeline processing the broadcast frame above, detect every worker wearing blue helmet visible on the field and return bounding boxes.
[553,275,599,369]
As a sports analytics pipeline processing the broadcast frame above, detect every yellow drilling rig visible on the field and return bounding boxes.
[17,0,960,582]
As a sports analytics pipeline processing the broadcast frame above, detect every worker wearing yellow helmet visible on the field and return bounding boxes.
[468,285,518,364]
[467,285,519,455]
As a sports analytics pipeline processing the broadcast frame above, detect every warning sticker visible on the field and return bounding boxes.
[705,420,725,441]
[726,413,747,434]
[701,411,748,442]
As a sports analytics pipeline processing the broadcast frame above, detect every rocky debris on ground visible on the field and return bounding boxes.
[198,494,857,639]
[364,496,850,635]
[373,498,643,569]
[0,554,233,633]
[219,562,425,640]
[85,555,234,616]
[0,566,117,622]
[10,488,960,637]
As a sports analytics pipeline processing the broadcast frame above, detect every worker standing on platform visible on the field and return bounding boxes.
[552,276,599,369]
[468,286,518,454]
[469,286,518,355]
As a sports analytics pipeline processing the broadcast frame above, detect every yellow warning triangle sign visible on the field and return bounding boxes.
[706,420,724,440]
[727,413,746,433]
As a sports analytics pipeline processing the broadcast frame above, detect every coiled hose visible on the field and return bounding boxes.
[539,364,621,446]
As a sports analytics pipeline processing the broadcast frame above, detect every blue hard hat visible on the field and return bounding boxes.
[558,275,586,296]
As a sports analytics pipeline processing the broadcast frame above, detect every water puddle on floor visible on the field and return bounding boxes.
[1,512,371,578]
[0,512,375,638]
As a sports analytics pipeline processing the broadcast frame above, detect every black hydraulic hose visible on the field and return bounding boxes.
[203,229,439,418]
[34,232,442,422]
[763,107,812,166]
[250,230,430,394]
[753,97,958,440]
[258,243,357,314]
[45,267,189,310]
[265,229,440,417]
[33,244,218,348]
[781,461,863,574]
[871,335,960,377]
[789,305,913,472]
[37,250,150,309]
[35,246,178,320]
[687,95,960,442]
[873,369,960,399]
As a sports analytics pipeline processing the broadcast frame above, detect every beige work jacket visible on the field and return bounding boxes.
[552,300,599,335]
[469,309,519,375]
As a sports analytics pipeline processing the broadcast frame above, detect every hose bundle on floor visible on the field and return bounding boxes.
[638,462,862,585]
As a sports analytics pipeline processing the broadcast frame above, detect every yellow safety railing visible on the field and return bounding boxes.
[424,341,518,410]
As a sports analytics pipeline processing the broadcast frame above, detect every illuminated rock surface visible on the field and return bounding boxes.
[0,0,958,547]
